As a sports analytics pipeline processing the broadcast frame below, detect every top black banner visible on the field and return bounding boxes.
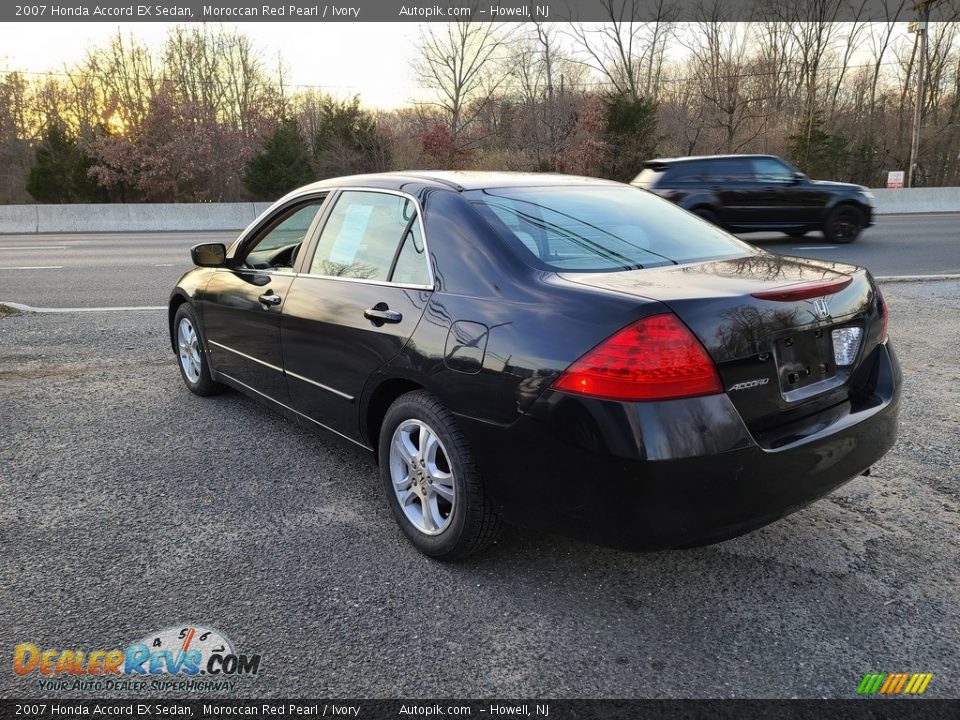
[1,0,953,23]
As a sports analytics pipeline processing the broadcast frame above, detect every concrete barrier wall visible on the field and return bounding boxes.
[870,187,960,215]
[1,189,958,234]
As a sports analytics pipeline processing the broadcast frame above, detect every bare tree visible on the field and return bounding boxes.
[413,18,513,143]
[569,0,676,101]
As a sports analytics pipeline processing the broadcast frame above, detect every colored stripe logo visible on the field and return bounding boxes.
[857,673,933,695]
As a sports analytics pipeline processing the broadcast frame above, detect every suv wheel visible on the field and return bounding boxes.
[823,205,864,244]
[692,208,720,226]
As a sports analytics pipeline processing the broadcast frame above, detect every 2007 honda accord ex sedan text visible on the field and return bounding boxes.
[169,171,901,559]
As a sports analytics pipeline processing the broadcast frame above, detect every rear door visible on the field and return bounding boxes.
[280,189,432,440]
[202,198,327,401]
[703,158,756,226]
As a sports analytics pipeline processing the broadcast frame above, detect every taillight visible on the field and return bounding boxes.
[552,313,722,401]
[877,286,889,341]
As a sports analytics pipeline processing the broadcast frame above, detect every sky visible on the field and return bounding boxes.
[0,22,428,109]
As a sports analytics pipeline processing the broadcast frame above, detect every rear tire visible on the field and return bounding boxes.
[823,205,864,244]
[378,390,501,559]
[692,207,720,226]
[173,304,223,397]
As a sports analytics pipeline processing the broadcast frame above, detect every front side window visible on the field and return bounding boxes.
[468,185,754,272]
[752,157,795,183]
[243,201,326,270]
[309,191,428,284]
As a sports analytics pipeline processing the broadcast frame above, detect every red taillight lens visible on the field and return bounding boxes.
[552,313,722,401]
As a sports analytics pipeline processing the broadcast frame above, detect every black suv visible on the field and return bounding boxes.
[632,154,874,243]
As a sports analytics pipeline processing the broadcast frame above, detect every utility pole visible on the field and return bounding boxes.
[907,0,934,188]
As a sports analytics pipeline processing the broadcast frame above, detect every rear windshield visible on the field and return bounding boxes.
[466,185,753,272]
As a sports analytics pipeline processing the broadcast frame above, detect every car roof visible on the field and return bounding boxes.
[292,170,624,194]
[644,154,777,166]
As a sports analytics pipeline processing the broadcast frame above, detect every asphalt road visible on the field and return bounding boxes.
[1,278,959,699]
[0,213,958,309]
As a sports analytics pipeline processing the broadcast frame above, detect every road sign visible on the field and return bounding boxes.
[887,170,905,189]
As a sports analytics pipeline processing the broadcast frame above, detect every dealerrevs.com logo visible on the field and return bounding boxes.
[13,625,262,692]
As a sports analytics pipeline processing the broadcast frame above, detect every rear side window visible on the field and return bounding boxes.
[665,162,705,182]
[467,185,752,272]
[702,159,752,182]
[308,190,428,284]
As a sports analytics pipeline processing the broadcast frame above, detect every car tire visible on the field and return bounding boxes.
[823,205,864,244]
[692,207,720,226]
[379,390,501,559]
[173,303,223,397]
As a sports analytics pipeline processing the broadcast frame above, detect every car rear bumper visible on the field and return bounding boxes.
[456,342,900,550]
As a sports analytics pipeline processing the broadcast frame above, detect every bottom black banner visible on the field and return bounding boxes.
[2,699,959,720]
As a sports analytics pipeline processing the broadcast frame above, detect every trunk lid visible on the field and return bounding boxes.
[560,254,886,433]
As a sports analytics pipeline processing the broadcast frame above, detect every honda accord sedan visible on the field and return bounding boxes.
[169,171,900,559]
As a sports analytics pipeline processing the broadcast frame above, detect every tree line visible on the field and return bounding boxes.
[2,9,959,205]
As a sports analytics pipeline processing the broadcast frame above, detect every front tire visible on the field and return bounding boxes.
[823,205,864,244]
[173,304,223,396]
[378,390,501,559]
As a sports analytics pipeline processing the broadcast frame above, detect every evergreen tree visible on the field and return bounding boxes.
[243,119,314,200]
[600,92,659,183]
[788,109,850,181]
[311,96,391,178]
[26,122,105,203]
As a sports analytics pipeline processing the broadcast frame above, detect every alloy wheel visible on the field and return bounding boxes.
[177,317,202,383]
[389,419,456,535]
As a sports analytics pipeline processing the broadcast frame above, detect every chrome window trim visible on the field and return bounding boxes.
[301,187,435,290]
[215,371,372,451]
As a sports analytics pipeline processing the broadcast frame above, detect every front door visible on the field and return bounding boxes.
[202,199,328,401]
[281,190,432,440]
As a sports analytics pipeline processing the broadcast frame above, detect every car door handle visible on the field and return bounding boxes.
[258,292,282,306]
[364,305,402,324]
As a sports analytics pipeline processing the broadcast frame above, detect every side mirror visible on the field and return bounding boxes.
[792,172,807,184]
[191,243,226,267]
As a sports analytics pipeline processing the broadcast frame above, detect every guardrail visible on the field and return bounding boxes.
[0,189,957,234]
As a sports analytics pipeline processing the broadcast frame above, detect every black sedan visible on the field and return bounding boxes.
[169,171,900,559]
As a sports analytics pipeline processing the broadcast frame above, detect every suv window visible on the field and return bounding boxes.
[244,200,326,270]
[309,190,428,283]
[751,156,795,183]
[665,162,705,182]
[702,159,752,182]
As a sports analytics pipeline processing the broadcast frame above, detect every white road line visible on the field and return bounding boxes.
[875,273,960,282]
[0,302,164,313]
[793,246,838,250]
[0,266,64,270]
[0,246,66,250]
